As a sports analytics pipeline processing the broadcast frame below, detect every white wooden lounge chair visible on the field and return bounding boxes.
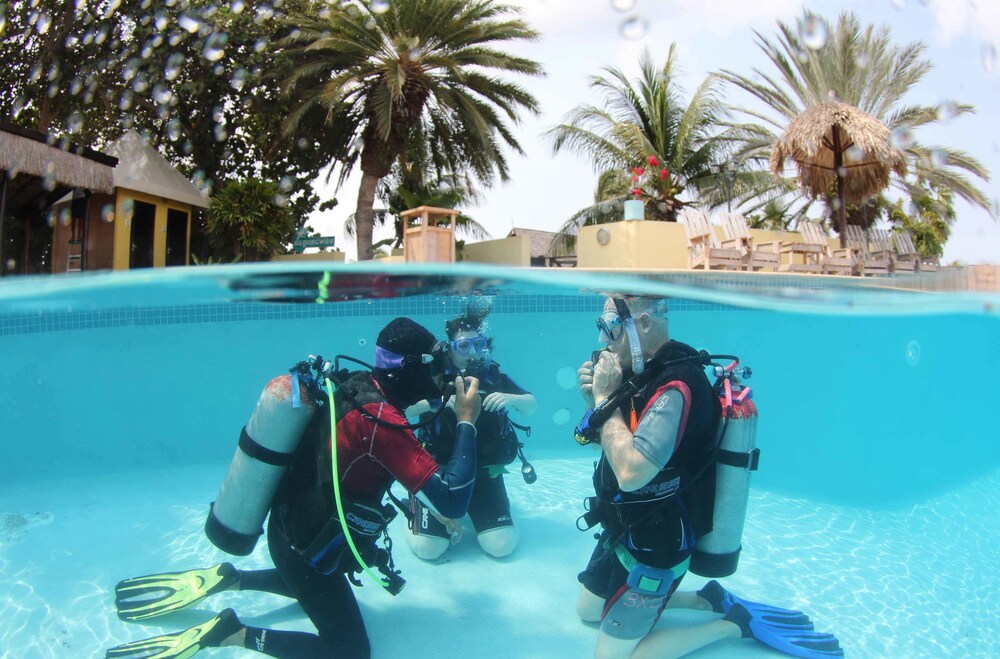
[846,225,890,276]
[892,229,939,273]
[679,209,743,271]
[720,212,779,272]
[867,228,913,274]
[776,224,823,274]
[800,220,853,276]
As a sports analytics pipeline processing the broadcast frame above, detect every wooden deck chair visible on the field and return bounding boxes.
[776,224,823,274]
[892,229,939,273]
[867,228,912,274]
[679,209,743,271]
[720,212,779,272]
[800,220,853,276]
[845,225,890,276]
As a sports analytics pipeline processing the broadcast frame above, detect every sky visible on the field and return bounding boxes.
[308,0,1000,265]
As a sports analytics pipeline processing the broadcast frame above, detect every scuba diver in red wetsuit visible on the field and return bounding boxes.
[107,317,482,659]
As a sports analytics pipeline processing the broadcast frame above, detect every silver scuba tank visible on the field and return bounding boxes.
[690,369,759,578]
[205,374,316,555]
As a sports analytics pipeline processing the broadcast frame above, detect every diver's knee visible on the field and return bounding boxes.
[577,586,604,623]
[477,526,519,558]
[404,532,449,561]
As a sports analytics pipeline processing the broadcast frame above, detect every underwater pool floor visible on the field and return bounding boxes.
[1,457,998,658]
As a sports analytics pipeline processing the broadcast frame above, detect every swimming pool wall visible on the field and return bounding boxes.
[2,292,997,509]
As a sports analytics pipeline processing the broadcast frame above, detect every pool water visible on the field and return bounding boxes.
[1,263,998,658]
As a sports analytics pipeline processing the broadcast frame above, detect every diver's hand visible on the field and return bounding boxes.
[578,360,596,407]
[592,351,622,406]
[405,399,433,418]
[430,511,463,545]
[453,376,481,425]
[482,392,516,413]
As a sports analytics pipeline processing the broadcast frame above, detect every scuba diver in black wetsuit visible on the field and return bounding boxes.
[574,297,843,659]
[106,318,483,659]
[404,299,538,560]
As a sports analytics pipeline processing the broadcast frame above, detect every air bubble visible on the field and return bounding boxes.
[905,340,920,366]
[555,366,578,390]
[618,16,648,40]
[358,338,368,347]
[552,408,572,426]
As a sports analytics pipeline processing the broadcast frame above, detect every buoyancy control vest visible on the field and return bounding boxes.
[590,341,722,568]
[273,372,399,577]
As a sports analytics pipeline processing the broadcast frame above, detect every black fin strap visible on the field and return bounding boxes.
[716,447,760,471]
[238,426,295,467]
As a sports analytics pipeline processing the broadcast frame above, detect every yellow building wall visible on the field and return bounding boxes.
[578,221,689,269]
[462,235,531,266]
[113,188,193,270]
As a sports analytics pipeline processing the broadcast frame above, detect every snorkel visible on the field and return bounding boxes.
[613,297,646,375]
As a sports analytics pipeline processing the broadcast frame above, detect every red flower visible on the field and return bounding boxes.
[648,155,659,166]
[660,168,668,179]
[631,188,642,196]
[636,167,644,176]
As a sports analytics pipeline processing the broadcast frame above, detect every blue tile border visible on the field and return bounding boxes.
[0,294,748,337]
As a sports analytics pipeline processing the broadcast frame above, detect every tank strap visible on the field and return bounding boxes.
[239,426,295,467]
[717,447,760,471]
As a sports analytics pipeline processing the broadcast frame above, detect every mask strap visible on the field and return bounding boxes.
[613,298,644,374]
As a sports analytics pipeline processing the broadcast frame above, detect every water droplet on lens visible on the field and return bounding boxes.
[203,32,228,62]
[982,43,996,74]
[279,176,294,192]
[358,338,368,347]
[845,145,865,162]
[800,14,828,50]
[101,204,115,223]
[891,0,905,9]
[890,126,913,149]
[231,0,246,13]
[905,340,920,366]
[66,111,84,134]
[610,0,636,12]
[930,148,947,167]
[619,15,648,40]
[165,53,185,81]
[214,124,228,141]
[371,0,390,14]
[552,408,572,426]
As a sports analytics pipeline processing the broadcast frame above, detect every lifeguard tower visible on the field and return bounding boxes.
[401,206,458,263]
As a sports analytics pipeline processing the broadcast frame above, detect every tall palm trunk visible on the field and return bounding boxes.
[354,171,381,260]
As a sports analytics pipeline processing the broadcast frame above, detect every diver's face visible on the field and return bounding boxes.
[599,299,630,365]
[448,328,488,372]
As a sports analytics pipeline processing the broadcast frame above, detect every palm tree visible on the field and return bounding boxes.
[719,11,990,234]
[280,0,542,259]
[545,45,744,241]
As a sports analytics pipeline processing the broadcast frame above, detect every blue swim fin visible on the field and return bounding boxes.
[697,579,813,629]
[725,602,844,658]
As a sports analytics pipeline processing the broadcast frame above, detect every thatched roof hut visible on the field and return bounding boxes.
[770,101,906,244]
[0,123,116,194]
[770,102,906,201]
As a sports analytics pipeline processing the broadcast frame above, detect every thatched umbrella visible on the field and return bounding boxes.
[770,101,906,246]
